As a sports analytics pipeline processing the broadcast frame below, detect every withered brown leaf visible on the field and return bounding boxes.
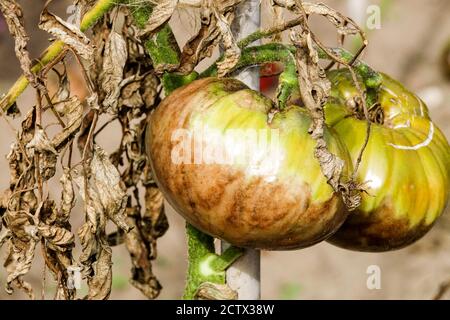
[59,169,76,222]
[124,207,162,299]
[213,9,240,77]
[86,245,112,300]
[120,80,144,109]
[26,128,58,180]
[72,145,132,299]
[100,31,128,113]
[38,224,75,252]
[179,15,221,74]
[4,236,38,299]
[52,96,83,151]
[0,0,36,87]
[143,184,168,243]
[90,146,131,232]
[39,6,94,60]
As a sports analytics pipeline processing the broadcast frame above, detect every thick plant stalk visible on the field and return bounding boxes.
[201,43,381,89]
[0,0,122,113]
[129,1,181,73]
[201,43,381,110]
[221,0,261,301]
[183,225,243,299]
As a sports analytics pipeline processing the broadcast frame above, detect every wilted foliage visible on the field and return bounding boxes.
[0,0,168,299]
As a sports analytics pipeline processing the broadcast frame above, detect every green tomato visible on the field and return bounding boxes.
[325,69,450,251]
[147,77,351,250]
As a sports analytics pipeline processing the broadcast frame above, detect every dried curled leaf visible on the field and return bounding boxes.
[100,31,128,113]
[90,146,131,232]
[124,207,162,299]
[4,237,38,299]
[0,0,36,87]
[52,96,83,151]
[213,9,240,78]
[120,81,144,109]
[178,0,242,74]
[59,169,76,221]
[178,6,221,74]
[195,282,238,300]
[77,222,97,273]
[3,211,32,242]
[142,73,160,107]
[86,245,113,300]
[39,6,94,60]
[73,145,132,299]
[77,219,113,300]
[37,197,75,299]
[27,129,57,155]
[26,128,58,180]
[143,184,168,244]
[38,224,74,252]
[73,146,130,232]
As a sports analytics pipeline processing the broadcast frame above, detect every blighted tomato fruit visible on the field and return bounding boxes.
[325,69,450,252]
[147,78,352,250]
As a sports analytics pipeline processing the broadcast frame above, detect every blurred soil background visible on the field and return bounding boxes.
[0,0,449,299]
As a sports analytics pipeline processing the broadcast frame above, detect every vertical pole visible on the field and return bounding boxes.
[222,0,261,300]
[231,0,261,91]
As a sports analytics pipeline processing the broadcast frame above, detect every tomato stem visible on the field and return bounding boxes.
[183,224,244,299]
[276,59,298,109]
[162,72,199,95]
[201,43,382,88]
[201,43,382,111]
[128,0,181,74]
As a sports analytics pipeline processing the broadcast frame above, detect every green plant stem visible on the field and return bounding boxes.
[201,43,293,78]
[128,0,183,97]
[183,224,244,300]
[128,0,180,74]
[0,0,122,113]
[276,58,298,109]
[201,43,382,108]
[234,22,382,88]
[162,72,199,95]
[202,43,381,88]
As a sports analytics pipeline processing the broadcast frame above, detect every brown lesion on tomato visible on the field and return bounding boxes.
[187,171,346,249]
[156,150,347,249]
[328,200,433,251]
